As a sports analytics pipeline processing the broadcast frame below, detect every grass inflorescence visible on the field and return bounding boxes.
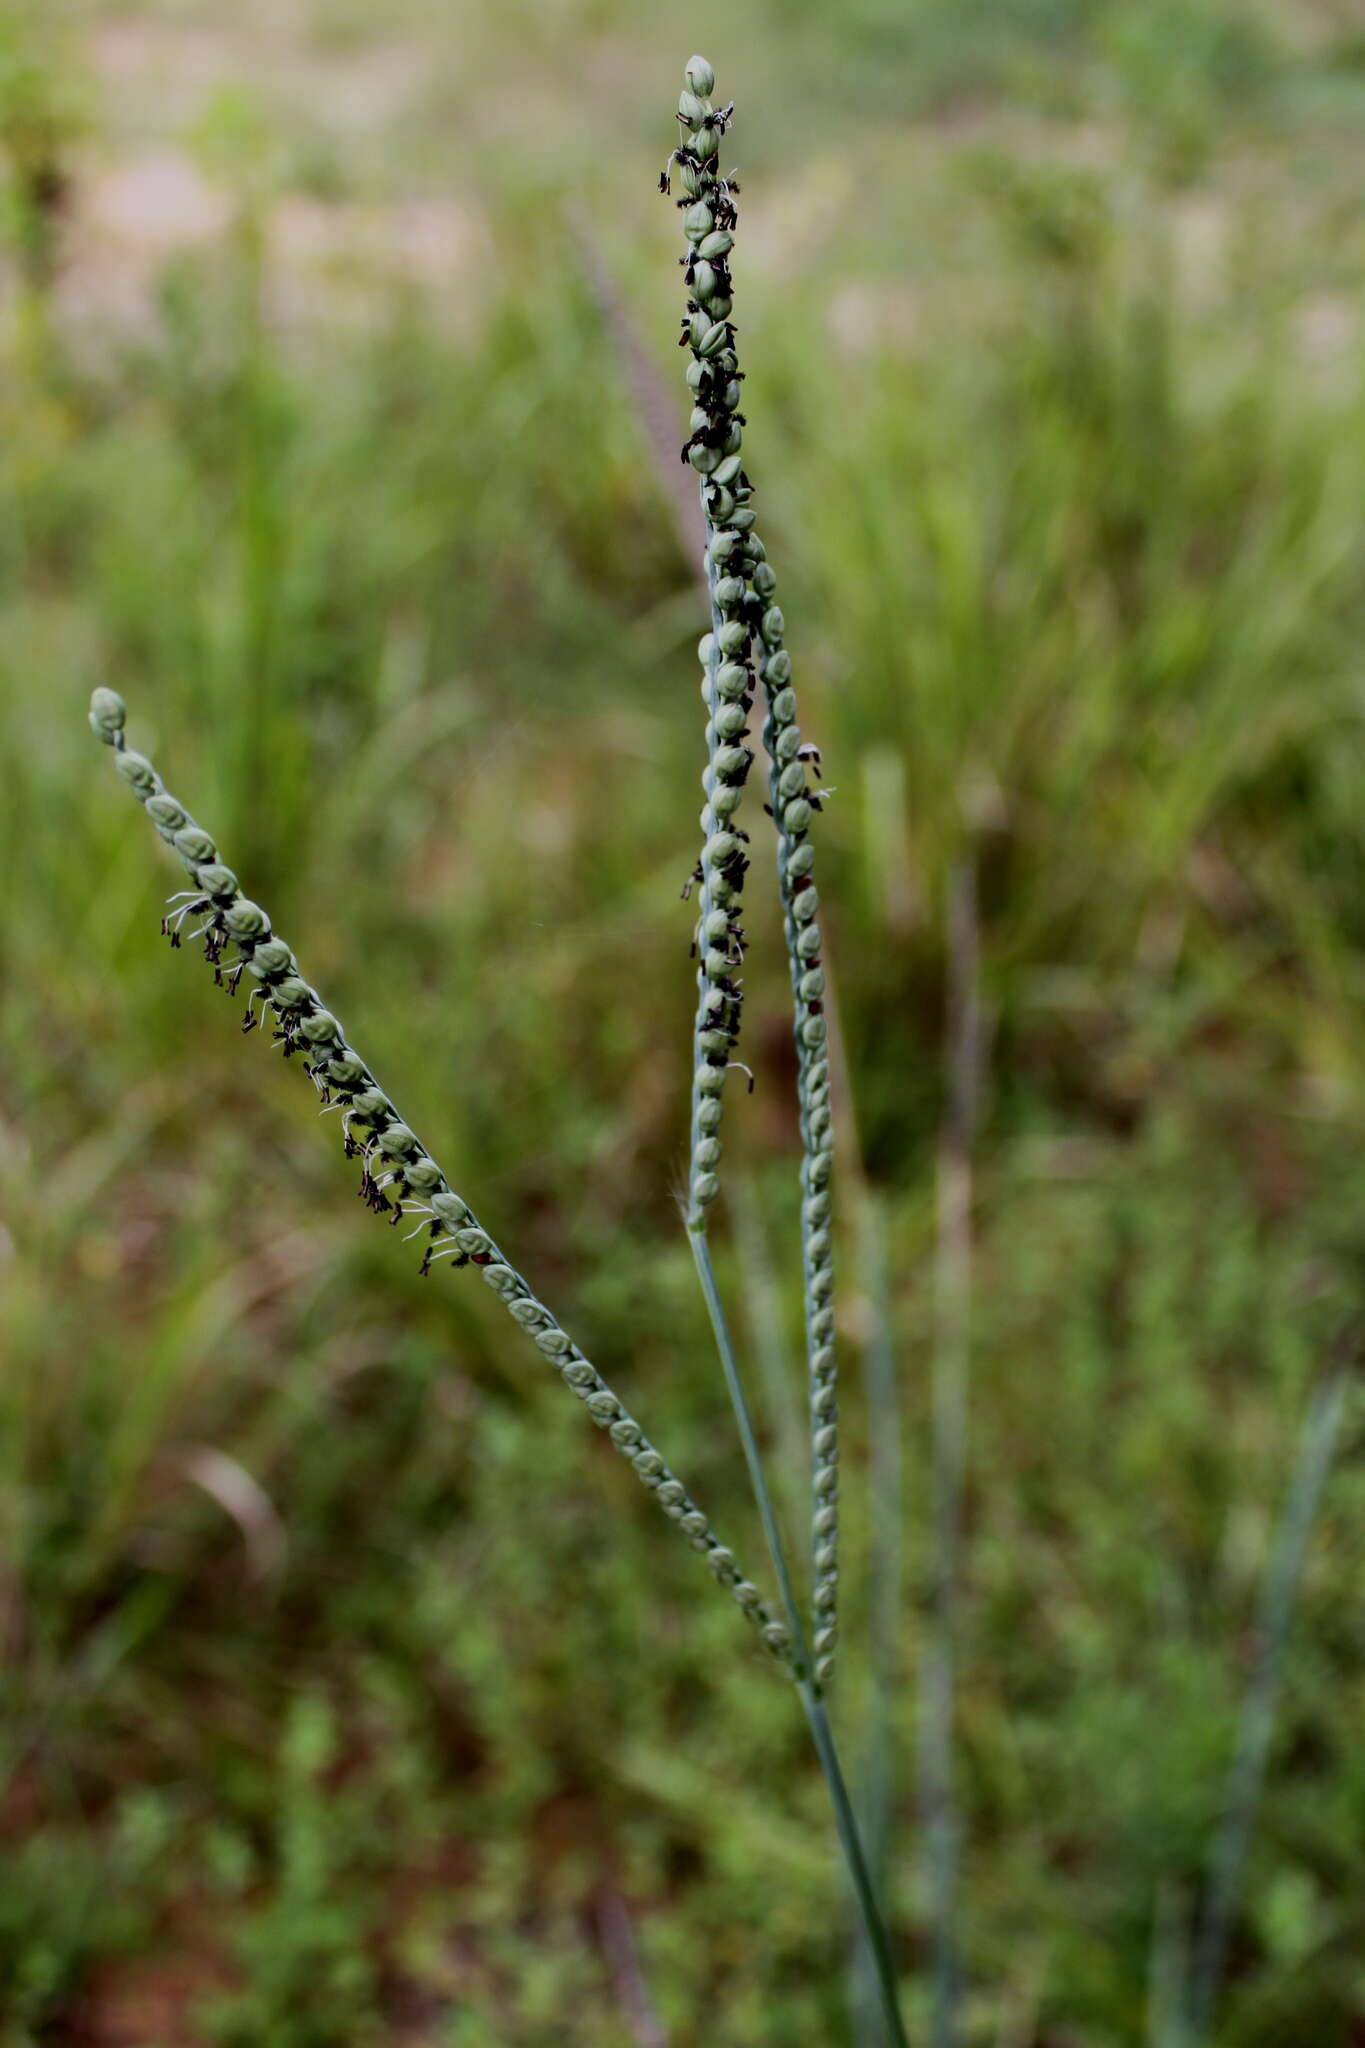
[88,683,795,1669]
[665,53,841,1690]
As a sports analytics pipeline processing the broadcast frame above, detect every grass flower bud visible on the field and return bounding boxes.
[778,761,807,801]
[753,562,778,597]
[89,687,127,743]
[713,454,743,488]
[715,663,748,701]
[689,440,722,473]
[691,260,721,303]
[146,794,188,832]
[783,798,812,834]
[678,88,706,127]
[250,938,294,980]
[430,1191,469,1229]
[377,1122,418,1158]
[273,977,311,1011]
[697,229,733,260]
[196,863,238,901]
[684,52,715,95]
[174,826,216,865]
[300,1009,341,1044]
[717,620,748,656]
[698,320,729,356]
[714,703,747,739]
[683,199,714,239]
[224,899,268,940]
[761,607,785,647]
[714,575,745,609]
[116,751,161,796]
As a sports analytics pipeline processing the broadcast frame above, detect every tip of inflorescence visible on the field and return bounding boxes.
[89,687,127,746]
[683,54,715,98]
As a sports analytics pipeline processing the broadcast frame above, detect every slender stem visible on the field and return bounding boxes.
[856,1194,903,2045]
[803,1687,910,2048]
[920,853,981,2048]
[689,1227,809,1674]
[1185,1348,1353,2040]
[689,1227,909,2048]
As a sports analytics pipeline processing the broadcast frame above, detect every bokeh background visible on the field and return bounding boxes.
[3,0,1365,2041]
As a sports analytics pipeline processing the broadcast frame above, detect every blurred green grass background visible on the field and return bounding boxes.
[3,0,1365,2041]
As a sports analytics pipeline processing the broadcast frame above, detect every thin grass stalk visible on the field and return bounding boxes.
[1185,1346,1353,2041]
[854,1194,904,2047]
[689,1230,908,2048]
[732,1173,810,1557]
[664,53,841,1689]
[920,853,982,2048]
[87,687,794,1668]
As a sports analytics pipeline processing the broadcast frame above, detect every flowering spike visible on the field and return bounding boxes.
[89,693,793,1675]
[664,68,840,1684]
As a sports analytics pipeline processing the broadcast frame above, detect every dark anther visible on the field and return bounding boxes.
[241,1010,258,1034]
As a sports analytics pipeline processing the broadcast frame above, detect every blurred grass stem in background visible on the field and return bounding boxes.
[920,852,983,2048]
[1185,1342,1354,2041]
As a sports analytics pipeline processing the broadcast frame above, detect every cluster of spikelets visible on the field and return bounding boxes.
[88,54,837,1689]
[665,55,841,1684]
[87,683,794,1667]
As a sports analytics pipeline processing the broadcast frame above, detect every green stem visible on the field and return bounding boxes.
[689,1227,908,2048]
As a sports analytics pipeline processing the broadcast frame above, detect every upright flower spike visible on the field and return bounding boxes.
[664,66,840,1685]
[666,65,759,1232]
[89,687,794,1672]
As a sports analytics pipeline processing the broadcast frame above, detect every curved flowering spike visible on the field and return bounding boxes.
[667,61,756,1230]
[664,74,839,1684]
[90,692,794,1675]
